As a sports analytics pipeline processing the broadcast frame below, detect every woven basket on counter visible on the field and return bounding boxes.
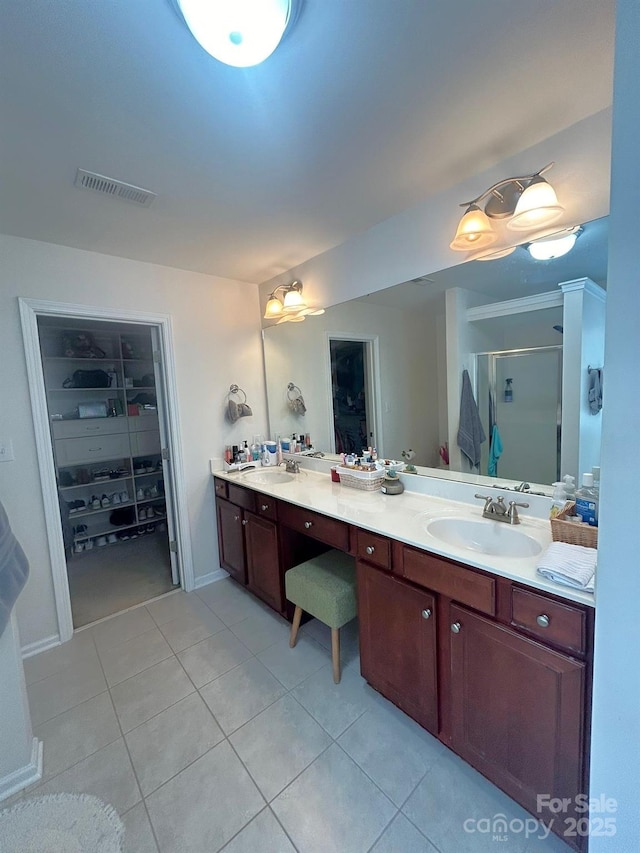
[550,501,598,549]
[336,465,385,492]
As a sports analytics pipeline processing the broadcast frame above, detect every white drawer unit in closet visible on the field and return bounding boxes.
[52,417,129,440]
[55,431,131,466]
[129,429,161,457]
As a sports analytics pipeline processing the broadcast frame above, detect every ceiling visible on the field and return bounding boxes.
[0,1,615,284]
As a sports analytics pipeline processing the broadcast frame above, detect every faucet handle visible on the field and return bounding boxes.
[474,494,493,502]
[507,500,529,524]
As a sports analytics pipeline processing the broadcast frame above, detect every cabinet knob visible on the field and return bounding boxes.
[421,608,432,620]
[234,514,240,522]
[241,518,248,526]
[451,621,461,634]
[304,521,313,529]
[536,614,550,628]
[366,545,375,555]
[261,504,269,511]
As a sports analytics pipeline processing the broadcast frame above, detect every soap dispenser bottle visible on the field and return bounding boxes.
[550,482,567,519]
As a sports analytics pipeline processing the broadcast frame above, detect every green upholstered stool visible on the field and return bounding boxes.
[285,550,357,683]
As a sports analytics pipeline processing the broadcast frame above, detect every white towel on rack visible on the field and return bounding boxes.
[536,541,596,592]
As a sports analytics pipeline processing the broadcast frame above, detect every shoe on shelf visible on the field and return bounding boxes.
[120,491,130,503]
[149,485,159,498]
[74,542,84,553]
[136,488,145,501]
[91,496,101,510]
[119,531,130,541]
[107,533,118,544]
[138,508,147,521]
[111,493,121,505]
[101,494,110,508]
[146,524,155,533]
[96,535,107,547]
[153,507,165,517]
[85,539,94,550]
[137,526,146,536]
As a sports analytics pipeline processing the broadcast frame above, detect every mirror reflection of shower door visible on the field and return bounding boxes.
[479,347,562,484]
[329,338,374,454]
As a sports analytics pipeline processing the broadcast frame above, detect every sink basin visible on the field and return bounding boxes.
[425,517,541,558]
[242,469,294,485]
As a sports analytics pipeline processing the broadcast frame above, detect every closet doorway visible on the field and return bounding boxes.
[20,300,193,641]
[327,334,382,455]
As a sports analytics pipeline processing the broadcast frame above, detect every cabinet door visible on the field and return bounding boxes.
[216,498,247,584]
[449,604,586,841]
[245,512,282,613]
[357,562,438,735]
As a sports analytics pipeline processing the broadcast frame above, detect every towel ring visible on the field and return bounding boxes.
[228,384,248,403]
[287,382,302,401]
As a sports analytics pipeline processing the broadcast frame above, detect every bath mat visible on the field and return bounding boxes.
[0,792,124,852]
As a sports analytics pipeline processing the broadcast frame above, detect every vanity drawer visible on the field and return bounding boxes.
[214,477,228,499]
[402,547,495,616]
[511,587,586,656]
[254,495,278,521]
[355,529,392,571]
[279,503,350,551]
[227,483,256,512]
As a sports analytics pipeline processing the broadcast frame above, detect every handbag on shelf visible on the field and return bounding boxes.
[63,369,112,389]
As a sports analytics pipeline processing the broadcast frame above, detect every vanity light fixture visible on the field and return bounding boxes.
[526,226,583,260]
[450,163,565,252]
[174,0,294,68]
[264,281,325,323]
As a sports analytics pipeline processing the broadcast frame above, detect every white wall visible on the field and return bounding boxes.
[589,0,640,846]
[0,234,267,649]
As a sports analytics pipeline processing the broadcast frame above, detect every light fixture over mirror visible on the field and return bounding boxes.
[527,226,583,260]
[450,163,565,252]
[264,280,324,323]
[175,0,294,68]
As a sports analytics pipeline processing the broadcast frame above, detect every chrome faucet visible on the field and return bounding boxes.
[475,494,529,525]
[279,459,300,473]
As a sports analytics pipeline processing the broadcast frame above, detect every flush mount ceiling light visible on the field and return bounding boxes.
[175,0,294,67]
[450,163,565,252]
[526,226,583,260]
[264,281,324,323]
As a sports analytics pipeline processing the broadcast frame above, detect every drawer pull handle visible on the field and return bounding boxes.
[421,608,432,620]
[88,447,103,452]
[261,504,269,511]
[451,621,461,634]
[304,521,313,529]
[536,614,550,628]
[242,519,248,526]
[365,545,375,555]
[85,426,100,431]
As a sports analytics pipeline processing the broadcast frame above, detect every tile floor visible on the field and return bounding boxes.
[16,579,574,852]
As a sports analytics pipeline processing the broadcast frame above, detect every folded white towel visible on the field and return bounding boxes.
[536,541,596,592]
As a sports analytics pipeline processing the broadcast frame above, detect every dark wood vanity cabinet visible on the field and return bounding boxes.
[214,478,283,612]
[448,603,587,841]
[357,560,438,735]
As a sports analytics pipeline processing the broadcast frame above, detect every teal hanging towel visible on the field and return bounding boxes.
[488,423,503,477]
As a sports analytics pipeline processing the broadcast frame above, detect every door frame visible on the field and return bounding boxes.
[323,332,383,455]
[19,298,194,644]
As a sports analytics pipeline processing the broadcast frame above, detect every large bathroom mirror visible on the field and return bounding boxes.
[263,216,608,490]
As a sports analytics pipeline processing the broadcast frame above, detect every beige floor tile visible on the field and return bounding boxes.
[229,694,331,802]
[228,608,291,654]
[125,693,224,795]
[146,741,264,853]
[222,807,296,852]
[27,653,107,726]
[35,691,120,782]
[370,813,438,852]
[158,608,225,653]
[145,591,211,627]
[177,629,252,688]
[91,607,156,653]
[98,626,173,687]
[37,738,141,815]
[121,802,159,853]
[292,663,377,738]
[258,634,329,689]
[199,657,286,735]
[23,631,99,686]
[110,656,194,732]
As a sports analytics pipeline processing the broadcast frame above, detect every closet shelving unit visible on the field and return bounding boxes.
[39,323,168,551]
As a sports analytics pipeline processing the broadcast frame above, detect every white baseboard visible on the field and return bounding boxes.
[0,738,43,803]
[194,569,229,589]
[21,634,60,660]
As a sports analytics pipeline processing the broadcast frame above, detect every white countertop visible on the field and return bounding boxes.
[212,465,595,608]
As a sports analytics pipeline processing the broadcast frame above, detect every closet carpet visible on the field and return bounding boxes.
[68,533,176,627]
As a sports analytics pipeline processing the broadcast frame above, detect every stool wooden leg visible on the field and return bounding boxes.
[331,627,341,684]
[289,606,303,648]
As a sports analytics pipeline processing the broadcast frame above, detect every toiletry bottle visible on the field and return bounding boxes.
[224,445,232,465]
[504,378,513,402]
[562,474,576,501]
[575,473,598,526]
[276,438,283,465]
[550,482,567,519]
[592,466,601,499]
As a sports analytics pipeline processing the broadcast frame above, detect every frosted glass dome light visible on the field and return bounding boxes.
[177,0,293,68]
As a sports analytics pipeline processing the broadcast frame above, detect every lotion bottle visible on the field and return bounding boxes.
[575,473,598,527]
